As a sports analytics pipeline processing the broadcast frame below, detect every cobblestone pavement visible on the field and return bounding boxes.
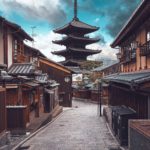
[21,100,119,150]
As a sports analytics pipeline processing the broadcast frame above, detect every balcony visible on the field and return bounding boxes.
[120,50,136,63]
[14,54,26,63]
[140,41,150,56]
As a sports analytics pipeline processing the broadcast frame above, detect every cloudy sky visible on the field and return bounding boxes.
[0,0,141,62]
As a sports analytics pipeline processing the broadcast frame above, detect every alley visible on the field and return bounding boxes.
[20,100,119,150]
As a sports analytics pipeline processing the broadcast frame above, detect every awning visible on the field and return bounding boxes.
[103,71,150,85]
[6,105,27,109]
[45,88,54,94]
[0,84,19,89]
[24,82,39,87]
[50,83,60,87]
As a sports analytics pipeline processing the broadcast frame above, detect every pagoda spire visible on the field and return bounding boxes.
[74,0,78,20]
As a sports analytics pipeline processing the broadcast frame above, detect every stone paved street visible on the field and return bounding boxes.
[21,100,119,150]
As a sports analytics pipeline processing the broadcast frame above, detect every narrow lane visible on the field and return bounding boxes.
[22,100,118,150]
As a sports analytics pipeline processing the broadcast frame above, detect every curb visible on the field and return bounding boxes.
[73,97,98,104]
[12,110,65,150]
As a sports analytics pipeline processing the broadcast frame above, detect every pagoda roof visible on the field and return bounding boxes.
[53,35,100,46]
[61,59,83,67]
[54,19,99,34]
[52,47,101,56]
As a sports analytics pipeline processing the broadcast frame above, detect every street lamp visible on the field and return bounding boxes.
[96,79,102,117]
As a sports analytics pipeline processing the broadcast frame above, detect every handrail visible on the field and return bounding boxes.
[140,40,150,56]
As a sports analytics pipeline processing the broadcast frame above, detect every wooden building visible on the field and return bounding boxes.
[39,57,73,107]
[0,16,33,68]
[24,45,73,107]
[0,66,12,143]
[104,0,150,119]
[0,68,7,135]
[52,0,101,67]
[92,62,120,80]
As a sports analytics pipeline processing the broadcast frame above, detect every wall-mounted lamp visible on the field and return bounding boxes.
[64,77,70,83]
[131,41,139,49]
[116,52,122,59]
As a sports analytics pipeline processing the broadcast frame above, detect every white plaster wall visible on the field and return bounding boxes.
[7,31,13,68]
[0,24,4,64]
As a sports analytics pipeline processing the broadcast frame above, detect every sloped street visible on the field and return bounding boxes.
[20,100,119,150]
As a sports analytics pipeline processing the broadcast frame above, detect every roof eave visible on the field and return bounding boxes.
[111,0,148,48]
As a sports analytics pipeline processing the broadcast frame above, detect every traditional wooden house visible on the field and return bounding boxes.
[0,16,33,68]
[0,16,34,132]
[89,63,120,104]
[104,0,150,119]
[92,62,120,79]
[0,67,7,136]
[0,66,12,144]
[23,44,72,107]
[39,57,73,107]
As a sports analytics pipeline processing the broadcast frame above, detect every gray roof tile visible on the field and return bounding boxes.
[8,63,35,76]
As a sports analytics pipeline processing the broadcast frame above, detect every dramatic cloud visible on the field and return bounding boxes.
[69,0,141,38]
[105,0,141,37]
[1,0,67,26]
[25,31,65,62]
[0,0,142,62]
[87,43,118,61]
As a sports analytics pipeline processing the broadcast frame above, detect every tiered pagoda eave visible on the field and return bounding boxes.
[52,0,102,67]
[52,35,100,46]
[52,47,101,57]
[53,19,99,35]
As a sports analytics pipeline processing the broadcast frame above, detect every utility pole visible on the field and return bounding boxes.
[31,26,37,47]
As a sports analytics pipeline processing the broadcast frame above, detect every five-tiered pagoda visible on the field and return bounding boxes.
[52,0,101,67]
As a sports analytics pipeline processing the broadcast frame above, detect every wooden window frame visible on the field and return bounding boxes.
[13,38,24,62]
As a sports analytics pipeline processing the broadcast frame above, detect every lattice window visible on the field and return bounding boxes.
[13,39,24,61]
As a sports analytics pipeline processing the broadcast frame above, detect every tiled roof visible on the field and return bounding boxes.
[0,64,7,69]
[67,67,91,74]
[0,16,33,41]
[103,70,150,85]
[0,70,13,81]
[111,0,150,47]
[24,44,46,58]
[24,82,40,87]
[52,47,101,55]
[53,35,100,45]
[61,59,83,66]
[54,19,99,34]
[93,63,119,72]
[8,63,35,76]
[35,74,48,84]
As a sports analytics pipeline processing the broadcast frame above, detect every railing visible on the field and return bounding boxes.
[140,40,150,56]
[120,49,136,63]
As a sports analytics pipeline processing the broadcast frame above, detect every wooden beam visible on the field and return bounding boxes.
[39,59,71,74]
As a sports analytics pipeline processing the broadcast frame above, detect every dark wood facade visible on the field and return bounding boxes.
[106,0,150,121]
[0,88,6,134]
[39,58,73,107]
[109,83,148,119]
[93,63,120,80]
